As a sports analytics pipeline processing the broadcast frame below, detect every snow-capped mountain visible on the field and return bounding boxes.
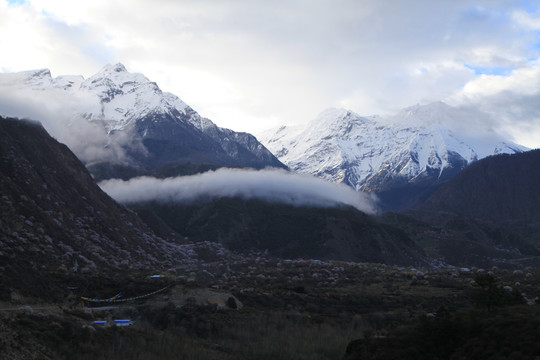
[258,102,528,209]
[0,64,285,177]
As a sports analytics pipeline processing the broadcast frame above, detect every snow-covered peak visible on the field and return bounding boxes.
[0,65,284,171]
[60,64,194,130]
[93,63,149,85]
[300,108,377,142]
[22,68,52,80]
[494,142,529,155]
[0,64,194,132]
[0,68,53,89]
[387,101,457,129]
[308,108,365,129]
[0,68,87,93]
[258,102,528,194]
[310,107,351,125]
[82,63,153,94]
[99,63,128,74]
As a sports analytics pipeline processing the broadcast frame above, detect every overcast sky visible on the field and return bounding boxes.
[1,0,540,147]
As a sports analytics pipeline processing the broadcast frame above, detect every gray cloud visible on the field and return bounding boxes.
[456,92,540,148]
[447,65,540,148]
[98,168,379,214]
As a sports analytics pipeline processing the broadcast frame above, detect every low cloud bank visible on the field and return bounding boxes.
[99,168,379,214]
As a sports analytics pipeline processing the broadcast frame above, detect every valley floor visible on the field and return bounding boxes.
[1,254,539,359]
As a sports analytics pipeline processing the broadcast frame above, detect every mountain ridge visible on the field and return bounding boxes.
[258,103,527,210]
[0,64,286,180]
[418,149,540,223]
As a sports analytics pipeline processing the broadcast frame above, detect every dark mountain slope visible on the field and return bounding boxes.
[419,149,540,222]
[130,198,428,267]
[373,160,466,212]
[101,111,286,170]
[88,111,285,182]
[379,150,540,268]
[0,116,185,282]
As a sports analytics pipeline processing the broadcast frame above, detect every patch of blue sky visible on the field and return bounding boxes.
[7,0,26,6]
[529,39,540,51]
[460,4,506,23]
[520,28,540,57]
[464,64,514,76]
[518,0,539,14]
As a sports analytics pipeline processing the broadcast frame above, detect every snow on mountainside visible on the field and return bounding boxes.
[0,64,285,175]
[258,102,528,208]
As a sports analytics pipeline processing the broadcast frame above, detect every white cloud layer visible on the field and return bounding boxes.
[0,82,130,163]
[98,168,379,214]
[1,0,540,147]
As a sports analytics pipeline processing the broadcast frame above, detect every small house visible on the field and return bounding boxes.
[113,319,133,327]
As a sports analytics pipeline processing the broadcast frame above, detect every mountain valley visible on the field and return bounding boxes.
[0,67,539,359]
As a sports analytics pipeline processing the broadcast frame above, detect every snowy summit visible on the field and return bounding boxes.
[258,102,527,208]
[0,64,285,171]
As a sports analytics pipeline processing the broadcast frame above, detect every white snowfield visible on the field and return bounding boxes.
[258,102,528,191]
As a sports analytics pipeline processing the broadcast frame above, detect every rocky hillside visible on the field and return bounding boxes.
[0,116,187,280]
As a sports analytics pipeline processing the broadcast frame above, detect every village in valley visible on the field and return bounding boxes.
[2,240,539,359]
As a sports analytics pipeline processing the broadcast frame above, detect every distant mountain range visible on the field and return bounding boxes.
[1,65,530,211]
[0,115,428,271]
[0,64,285,180]
[258,103,528,210]
[1,115,538,273]
[126,147,540,269]
[1,64,539,270]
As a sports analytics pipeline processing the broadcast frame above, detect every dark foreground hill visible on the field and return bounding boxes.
[130,198,428,267]
[0,117,189,295]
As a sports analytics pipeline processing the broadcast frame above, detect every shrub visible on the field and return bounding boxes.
[471,274,525,311]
